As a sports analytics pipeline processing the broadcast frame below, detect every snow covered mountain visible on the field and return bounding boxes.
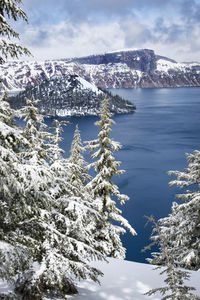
[9,74,135,116]
[0,49,200,91]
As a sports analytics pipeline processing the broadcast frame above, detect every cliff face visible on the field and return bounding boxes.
[1,49,200,91]
[69,50,200,88]
[8,75,135,117]
[69,49,157,74]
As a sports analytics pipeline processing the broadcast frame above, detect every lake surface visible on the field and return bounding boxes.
[45,87,200,264]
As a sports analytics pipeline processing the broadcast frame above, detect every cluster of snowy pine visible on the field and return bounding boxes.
[0,93,136,299]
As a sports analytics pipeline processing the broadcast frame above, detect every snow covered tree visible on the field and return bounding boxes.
[7,99,54,300]
[15,118,105,299]
[167,150,200,270]
[144,216,197,300]
[48,119,68,163]
[0,97,105,299]
[20,98,50,164]
[0,93,44,297]
[0,0,31,63]
[148,150,200,271]
[85,96,136,259]
[67,124,105,257]
[41,120,105,297]
[68,124,91,188]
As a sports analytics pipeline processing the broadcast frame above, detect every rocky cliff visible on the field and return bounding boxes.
[68,49,157,74]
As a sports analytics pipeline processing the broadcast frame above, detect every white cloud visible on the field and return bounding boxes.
[17,8,200,62]
[20,21,125,60]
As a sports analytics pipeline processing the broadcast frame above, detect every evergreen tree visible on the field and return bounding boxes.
[149,151,200,271]
[85,97,136,258]
[48,119,68,162]
[167,150,200,270]
[143,216,198,300]
[16,119,105,299]
[0,93,47,299]
[0,0,31,63]
[20,98,50,164]
[9,98,56,299]
[67,124,104,257]
[68,124,91,188]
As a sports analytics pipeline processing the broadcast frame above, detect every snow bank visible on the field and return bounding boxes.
[70,258,200,300]
[0,258,199,299]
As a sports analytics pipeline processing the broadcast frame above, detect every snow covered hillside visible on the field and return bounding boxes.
[69,259,200,300]
[69,258,200,300]
[1,258,199,299]
[1,49,200,91]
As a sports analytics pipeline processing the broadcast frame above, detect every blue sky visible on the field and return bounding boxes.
[15,0,200,61]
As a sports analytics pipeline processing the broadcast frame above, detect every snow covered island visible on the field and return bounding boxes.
[8,74,135,117]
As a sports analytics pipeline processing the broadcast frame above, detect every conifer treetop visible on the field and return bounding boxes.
[86,97,129,205]
[69,124,85,163]
[19,98,50,164]
[48,119,69,162]
[0,0,31,62]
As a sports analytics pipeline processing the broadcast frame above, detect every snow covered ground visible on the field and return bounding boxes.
[69,258,200,300]
[1,258,200,299]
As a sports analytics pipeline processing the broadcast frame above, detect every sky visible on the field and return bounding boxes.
[13,0,200,62]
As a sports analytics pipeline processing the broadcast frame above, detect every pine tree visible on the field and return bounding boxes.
[43,120,105,297]
[143,216,198,300]
[68,124,91,188]
[0,93,23,280]
[48,119,68,163]
[167,150,200,270]
[0,0,31,63]
[9,98,56,299]
[149,150,200,271]
[20,98,50,164]
[85,97,136,258]
[0,93,46,299]
[68,124,103,258]
[16,118,105,299]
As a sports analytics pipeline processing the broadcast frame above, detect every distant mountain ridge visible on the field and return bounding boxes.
[0,49,200,91]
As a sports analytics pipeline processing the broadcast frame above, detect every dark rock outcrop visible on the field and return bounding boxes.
[69,49,157,74]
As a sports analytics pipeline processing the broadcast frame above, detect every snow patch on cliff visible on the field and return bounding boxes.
[157,59,188,73]
[77,76,102,94]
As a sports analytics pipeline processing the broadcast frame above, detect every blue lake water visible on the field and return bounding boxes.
[45,87,200,264]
